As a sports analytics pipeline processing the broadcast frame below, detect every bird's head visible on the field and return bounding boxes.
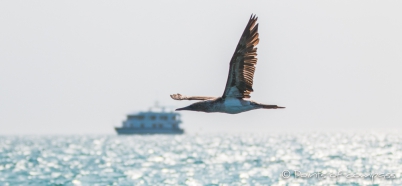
[175,101,209,112]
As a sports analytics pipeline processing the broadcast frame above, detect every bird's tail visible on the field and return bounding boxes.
[261,104,285,109]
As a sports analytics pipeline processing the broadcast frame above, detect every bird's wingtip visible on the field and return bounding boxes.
[170,93,183,100]
[250,13,258,20]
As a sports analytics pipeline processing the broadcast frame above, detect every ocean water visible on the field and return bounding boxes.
[0,133,401,186]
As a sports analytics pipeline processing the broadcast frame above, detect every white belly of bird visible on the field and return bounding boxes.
[222,98,255,114]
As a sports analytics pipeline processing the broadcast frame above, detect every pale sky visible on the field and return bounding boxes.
[1,1,401,134]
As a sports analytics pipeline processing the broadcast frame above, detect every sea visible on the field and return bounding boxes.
[0,133,401,186]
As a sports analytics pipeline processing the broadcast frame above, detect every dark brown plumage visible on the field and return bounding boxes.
[222,14,259,99]
[170,14,285,114]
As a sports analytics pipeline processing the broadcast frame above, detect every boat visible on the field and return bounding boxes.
[115,103,184,135]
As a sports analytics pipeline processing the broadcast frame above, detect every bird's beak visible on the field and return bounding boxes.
[175,106,190,111]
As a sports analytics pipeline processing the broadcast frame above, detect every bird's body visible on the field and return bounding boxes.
[175,97,283,114]
[177,98,256,114]
[171,14,285,114]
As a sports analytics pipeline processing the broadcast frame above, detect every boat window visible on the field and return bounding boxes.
[160,116,168,120]
[172,116,176,120]
[150,116,156,120]
[140,124,144,128]
[159,124,163,128]
[128,115,144,120]
[172,124,176,128]
[152,124,156,128]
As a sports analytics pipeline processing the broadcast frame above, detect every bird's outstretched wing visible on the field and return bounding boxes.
[170,93,216,101]
[222,14,259,99]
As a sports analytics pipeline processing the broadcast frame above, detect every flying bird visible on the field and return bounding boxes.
[170,14,285,114]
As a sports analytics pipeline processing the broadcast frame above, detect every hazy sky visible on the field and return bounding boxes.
[1,1,401,134]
